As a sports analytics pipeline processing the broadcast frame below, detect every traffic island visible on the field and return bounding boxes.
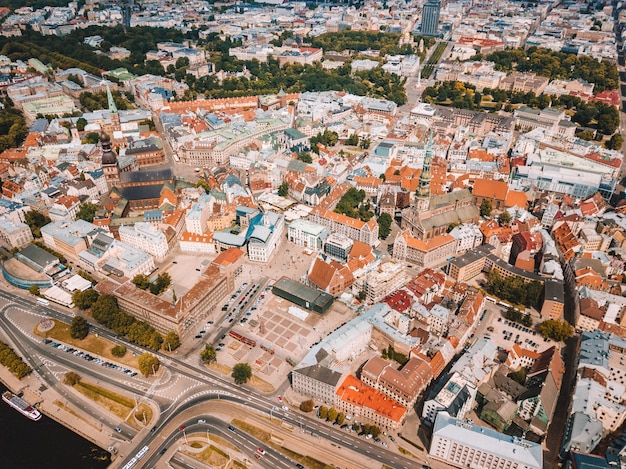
[182,434,248,468]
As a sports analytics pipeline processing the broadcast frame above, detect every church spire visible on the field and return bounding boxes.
[418,131,433,197]
[415,131,433,213]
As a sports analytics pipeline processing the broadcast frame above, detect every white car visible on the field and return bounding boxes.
[282,406,289,411]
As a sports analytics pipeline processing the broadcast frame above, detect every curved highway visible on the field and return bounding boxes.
[0,290,426,469]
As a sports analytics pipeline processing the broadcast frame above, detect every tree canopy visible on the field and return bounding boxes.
[334,187,374,222]
[138,353,160,377]
[487,47,618,93]
[200,344,217,364]
[278,181,289,197]
[25,210,50,238]
[76,202,99,223]
[484,270,543,308]
[232,362,252,384]
[70,316,89,340]
[0,103,27,153]
[538,319,574,342]
[163,332,181,351]
[378,212,393,239]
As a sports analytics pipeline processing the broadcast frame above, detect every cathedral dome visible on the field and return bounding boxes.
[101,134,117,165]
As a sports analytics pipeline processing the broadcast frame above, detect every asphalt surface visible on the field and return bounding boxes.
[0,289,426,469]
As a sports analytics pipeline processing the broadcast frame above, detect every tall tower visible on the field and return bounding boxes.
[106,82,120,132]
[421,1,441,37]
[101,133,120,190]
[415,131,433,212]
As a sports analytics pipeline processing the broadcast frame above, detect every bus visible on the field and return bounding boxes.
[121,446,149,469]
[36,298,50,306]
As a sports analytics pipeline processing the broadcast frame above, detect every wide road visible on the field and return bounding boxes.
[141,415,295,469]
[0,290,425,469]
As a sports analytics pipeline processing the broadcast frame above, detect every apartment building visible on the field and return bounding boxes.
[392,230,456,269]
[430,412,542,469]
[291,364,344,406]
[309,208,379,246]
[361,356,432,409]
[41,219,93,260]
[355,262,409,304]
[335,375,407,431]
[118,222,169,261]
[185,193,212,235]
[0,218,33,249]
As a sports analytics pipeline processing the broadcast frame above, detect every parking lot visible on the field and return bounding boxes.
[487,314,555,353]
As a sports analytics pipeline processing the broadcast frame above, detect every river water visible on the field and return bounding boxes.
[0,382,111,468]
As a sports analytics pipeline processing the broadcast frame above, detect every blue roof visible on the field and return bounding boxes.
[214,231,246,247]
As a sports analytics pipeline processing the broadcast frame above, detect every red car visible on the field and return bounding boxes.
[179,425,186,431]
[257,447,266,455]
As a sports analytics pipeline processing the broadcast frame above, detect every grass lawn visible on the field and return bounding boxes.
[188,433,239,452]
[232,419,270,442]
[208,362,231,375]
[398,447,418,459]
[185,444,246,469]
[35,319,139,369]
[71,379,134,422]
[249,375,274,393]
[134,403,153,426]
[231,420,331,469]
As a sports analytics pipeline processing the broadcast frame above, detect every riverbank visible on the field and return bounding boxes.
[0,335,116,459]
[0,373,110,468]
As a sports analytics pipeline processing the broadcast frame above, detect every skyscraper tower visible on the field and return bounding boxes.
[105,82,120,132]
[415,131,433,212]
[421,0,441,37]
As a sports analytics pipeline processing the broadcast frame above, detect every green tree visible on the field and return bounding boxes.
[82,132,100,144]
[346,133,359,146]
[77,270,95,283]
[131,274,150,290]
[200,344,217,364]
[163,331,181,351]
[336,412,346,425]
[357,290,366,302]
[297,151,312,163]
[232,362,252,384]
[28,285,40,296]
[24,210,51,238]
[508,368,527,385]
[76,117,87,131]
[278,181,289,197]
[370,426,382,438]
[76,202,98,222]
[378,212,393,239]
[480,199,493,217]
[498,211,512,226]
[318,406,328,419]
[328,407,338,422]
[90,294,120,327]
[538,320,573,342]
[111,345,127,357]
[607,133,624,151]
[72,288,99,310]
[70,316,89,340]
[300,399,314,412]
[150,272,172,295]
[138,353,160,377]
